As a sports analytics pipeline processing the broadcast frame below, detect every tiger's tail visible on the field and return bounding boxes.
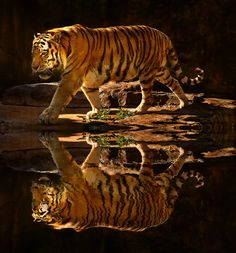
[168,170,204,207]
[168,46,204,86]
[175,170,204,189]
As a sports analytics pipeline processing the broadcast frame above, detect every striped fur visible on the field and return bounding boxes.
[31,134,204,232]
[32,24,204,123]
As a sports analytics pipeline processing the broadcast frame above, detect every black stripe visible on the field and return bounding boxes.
[81,28,93,52]
[136,29,146,68]
[126,28,139,70]
[127,185,139,228]
[103,173,111,224]
[116,176,129,227]
[97,30,102,50]
[105,30,110,48]
[113,178,126,227]
[114,30,124,77]
[113,29,120,54]
[109,49,114,74]
[109,182,113,207]
[97,33,106,75]
[120,27,134,59]
[163,74,171,81]
[140,191,147,227]
[140,26,151,64]
[123,192,134,227]
[146,191,154,226]
[113,195,120,225]
[156,71,165,77]
[98,181,106,208]
[94,30,99,50]
[78,191,87,226]
[121,177,130,195]
[86,28,95,50]
[120,57,130,81]
[137,190,146,229]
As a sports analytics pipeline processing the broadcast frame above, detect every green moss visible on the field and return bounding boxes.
[91,136,110,147]
[116,136,135,148]
[116,108,134,120]
[94,108,111,120]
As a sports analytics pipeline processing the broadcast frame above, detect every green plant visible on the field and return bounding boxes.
[116,136,135,148]
[116,108,134,119]
[95,108,111,120]
[91,136,110,147]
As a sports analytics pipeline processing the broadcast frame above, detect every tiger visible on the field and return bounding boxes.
[31,132,204,232]
[31,24,204,124]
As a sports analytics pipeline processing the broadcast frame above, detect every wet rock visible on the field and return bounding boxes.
[2,81,175,109]
[2,83,88,108]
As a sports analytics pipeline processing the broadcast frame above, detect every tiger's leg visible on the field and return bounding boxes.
[39,132,82,176]
[136,143,154,177]
[133,80,154,113]
[157,68,189,109]
[39,78,82,124]
[81,87,102,120]
[81,134,101,170]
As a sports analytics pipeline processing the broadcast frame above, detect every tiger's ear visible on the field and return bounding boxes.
[34,33,41,39]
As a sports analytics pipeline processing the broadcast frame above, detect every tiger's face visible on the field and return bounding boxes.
[31,176,62,223]
[32,33,62,80]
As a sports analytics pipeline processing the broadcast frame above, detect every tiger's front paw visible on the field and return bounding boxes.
[132,105,149,114]
[39,107,59,125]
[85,111,97,121]
[38,131,59,148]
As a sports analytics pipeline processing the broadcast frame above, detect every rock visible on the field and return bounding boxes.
[2,83,89,108]
[1,81,175,109]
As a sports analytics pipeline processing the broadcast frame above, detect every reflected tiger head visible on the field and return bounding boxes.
[31,32,65,80]
[31,175,64,224]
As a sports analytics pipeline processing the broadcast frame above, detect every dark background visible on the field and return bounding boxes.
[0,0,235,97]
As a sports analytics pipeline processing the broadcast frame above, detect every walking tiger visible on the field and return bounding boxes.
[31,24,204,124]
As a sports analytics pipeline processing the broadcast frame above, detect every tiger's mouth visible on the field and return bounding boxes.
[38,71,52,80]
[36,69,53,80]
[32,176,52,189]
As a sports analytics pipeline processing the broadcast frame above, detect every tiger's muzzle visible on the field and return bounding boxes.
[32,67,53,80]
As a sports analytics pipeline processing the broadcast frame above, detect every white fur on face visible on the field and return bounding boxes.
[40,41,49,51]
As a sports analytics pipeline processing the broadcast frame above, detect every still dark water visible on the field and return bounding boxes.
[0,114,235,253]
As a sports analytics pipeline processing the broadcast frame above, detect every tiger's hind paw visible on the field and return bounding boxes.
[179,99,189,109]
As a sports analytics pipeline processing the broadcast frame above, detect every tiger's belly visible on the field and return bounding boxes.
[83,64,138,88]
[83,69,104,88]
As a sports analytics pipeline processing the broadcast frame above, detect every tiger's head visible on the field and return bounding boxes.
[31,175,65,224]
[31,32,66,80]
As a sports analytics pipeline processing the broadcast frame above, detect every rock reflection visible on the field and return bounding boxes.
[31,132,204,232]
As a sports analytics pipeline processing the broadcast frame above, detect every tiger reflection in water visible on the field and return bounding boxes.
[31,133,204,232]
